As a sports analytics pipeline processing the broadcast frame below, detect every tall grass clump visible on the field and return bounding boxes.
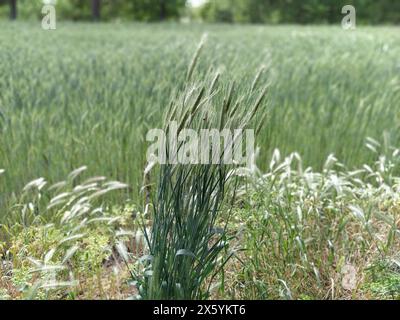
[224,138,400,299]
[133,39,268,300]
[0,166,131,299]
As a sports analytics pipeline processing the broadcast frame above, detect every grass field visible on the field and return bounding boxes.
[1,23,400,300]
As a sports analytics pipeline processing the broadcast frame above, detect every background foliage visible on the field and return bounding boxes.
[0,0,399,24]
[198,0,400,24]
[0,0,186,21]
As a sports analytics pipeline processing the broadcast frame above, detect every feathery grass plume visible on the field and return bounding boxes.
[219,82,235,130]
[250,65,267,93]
[186,33,208,82]
[208,71,220,95]
[134,40,268,300]
[3,167,128,230]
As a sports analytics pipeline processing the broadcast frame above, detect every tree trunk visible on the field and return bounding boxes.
[10,0,17,20]
[92,0,101,21]
[160,0,167,21]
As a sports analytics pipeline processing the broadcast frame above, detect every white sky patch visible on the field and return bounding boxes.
[188,0,207,7]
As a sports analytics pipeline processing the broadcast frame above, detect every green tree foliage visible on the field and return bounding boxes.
[0,0,187,21]
[200,0,400,24]
[0,0,398,23]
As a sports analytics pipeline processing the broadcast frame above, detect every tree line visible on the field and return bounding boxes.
[1,0,399,24]
[197,0,400,24]
[0,0,186,21]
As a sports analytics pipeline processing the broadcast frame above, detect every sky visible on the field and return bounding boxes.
[188,0,207,7]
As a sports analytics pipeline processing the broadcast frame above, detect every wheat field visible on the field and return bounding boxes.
[1,24,399,212]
